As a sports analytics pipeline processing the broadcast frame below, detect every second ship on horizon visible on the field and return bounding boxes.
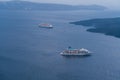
[39,23,53,28]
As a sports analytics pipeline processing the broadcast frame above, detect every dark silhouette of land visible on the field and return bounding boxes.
[70,17,120,38]
[0,1,106,10]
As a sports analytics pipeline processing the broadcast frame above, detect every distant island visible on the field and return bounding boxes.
[70,17,120,38]
[0,1,106,11]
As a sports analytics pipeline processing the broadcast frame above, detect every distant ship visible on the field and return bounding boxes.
[60,47,91,56]
[39,23,53,28]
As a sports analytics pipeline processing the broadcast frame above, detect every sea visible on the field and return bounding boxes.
[0,10,120,80]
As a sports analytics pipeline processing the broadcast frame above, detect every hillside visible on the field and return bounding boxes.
[0,1,106,10]
[70,17,120,38]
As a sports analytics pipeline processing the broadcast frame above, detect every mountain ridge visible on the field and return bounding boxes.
[0,1,107,10]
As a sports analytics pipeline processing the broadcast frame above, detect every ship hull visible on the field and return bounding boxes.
[39,26,53,28]
[60,52,91,56]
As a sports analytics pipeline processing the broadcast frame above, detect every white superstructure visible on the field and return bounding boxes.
[60,47,91,56]
[39,23,53,28]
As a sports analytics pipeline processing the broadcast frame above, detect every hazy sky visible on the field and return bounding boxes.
[0,0,120,10]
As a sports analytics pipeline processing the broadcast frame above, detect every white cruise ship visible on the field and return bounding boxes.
[60,47,91,56]
[39,23,53,28]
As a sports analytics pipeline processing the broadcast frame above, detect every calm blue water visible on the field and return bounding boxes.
[1,10,120,80]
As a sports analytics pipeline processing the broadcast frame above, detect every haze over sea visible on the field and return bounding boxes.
[0,10,120,80]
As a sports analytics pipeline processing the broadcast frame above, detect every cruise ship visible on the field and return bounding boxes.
[60,47,91,56]
[39,23,53,28]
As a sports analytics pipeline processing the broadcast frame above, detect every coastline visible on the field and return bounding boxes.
[70,17,120,38]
